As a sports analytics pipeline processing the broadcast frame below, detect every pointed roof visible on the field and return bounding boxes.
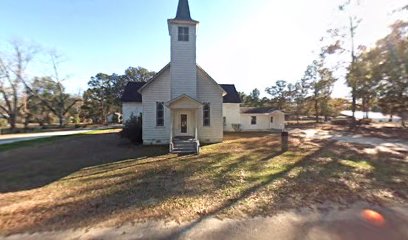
[175,0,192,21]
[169,0,198,24]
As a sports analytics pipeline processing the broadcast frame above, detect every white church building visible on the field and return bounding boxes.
[121,0,285,153]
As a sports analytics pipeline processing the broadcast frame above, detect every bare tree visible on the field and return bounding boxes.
[0,41,37,130]
[23,52,81,127]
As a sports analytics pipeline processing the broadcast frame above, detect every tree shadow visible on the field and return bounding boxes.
[2,133,406,236]
[0,133,168,193]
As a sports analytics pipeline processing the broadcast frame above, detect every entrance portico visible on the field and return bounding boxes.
[166,94,202,153]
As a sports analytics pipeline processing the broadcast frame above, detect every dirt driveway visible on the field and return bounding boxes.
[290,128,408,160]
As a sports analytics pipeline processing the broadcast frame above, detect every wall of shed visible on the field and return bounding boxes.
[240,114,270,131]
[240,112,285,131]
[122,103,143,123]
[270,111,286,130]
[223,103,241,132]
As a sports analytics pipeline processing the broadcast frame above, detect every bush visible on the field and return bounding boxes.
[232,124,241,132]
[358,118,372,125]
[331,118,351,125]
[120,115,143,144]
[0,119,8,128]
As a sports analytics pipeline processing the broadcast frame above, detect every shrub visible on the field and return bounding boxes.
[358,118,372,125]
[232,124,241,132]
[0,119,8,128]
[331,118,351,125]
[120,114,143,144]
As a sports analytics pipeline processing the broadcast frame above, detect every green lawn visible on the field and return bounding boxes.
[0,129,119,152]
[0,131,406,235]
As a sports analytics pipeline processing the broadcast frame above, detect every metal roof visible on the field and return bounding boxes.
[121,82,145,103]
[219,84,242,104]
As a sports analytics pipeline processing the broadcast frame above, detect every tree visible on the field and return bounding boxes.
[124,66,155,82]
[83,73,117,124]
[265,80,288,110]
[240,89,265,107]
[347,48,380,118]
[23,53,81,127]
[112,67,156,106]
[0,41,37,130]
[292,76,312,122]
[302,58,337,123]
[375,21,408,126]
[338,0,363,122]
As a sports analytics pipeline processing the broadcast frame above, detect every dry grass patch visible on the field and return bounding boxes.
[0,132,406,235]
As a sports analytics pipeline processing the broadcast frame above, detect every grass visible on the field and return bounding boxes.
[0,131,406,235]
[0,129,118,152]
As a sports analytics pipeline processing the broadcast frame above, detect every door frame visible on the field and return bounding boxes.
[175,111,194,137]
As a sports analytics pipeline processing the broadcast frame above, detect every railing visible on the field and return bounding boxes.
[169,119,173,152]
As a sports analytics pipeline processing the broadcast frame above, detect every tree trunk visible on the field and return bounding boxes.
[58,113,64,128]
[315,99,319,123]
[351,89,357,120]
[8,113,16,130]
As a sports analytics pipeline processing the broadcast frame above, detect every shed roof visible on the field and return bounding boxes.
[241,107,282,114]
[220,84,242,103]
[121,82,146,103]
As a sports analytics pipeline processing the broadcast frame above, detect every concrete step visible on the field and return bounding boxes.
[171,148,197,154]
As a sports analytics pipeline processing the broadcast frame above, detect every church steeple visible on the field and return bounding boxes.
[175,0,193,21]
[168,0,199,99]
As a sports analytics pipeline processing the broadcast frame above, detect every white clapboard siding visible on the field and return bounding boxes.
[122,103,143,122]
[240,111,285,131]
[197,70,224,143]
[169,24,197,99]
[223,103,241,132]
[240,114,271,131]
[142,67,172,145]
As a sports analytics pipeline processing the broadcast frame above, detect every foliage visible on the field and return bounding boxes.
[120,114,143,144]
[346,20,408,127]
[265,80,290,110]
[239,89,268,107]
[27,75,81,127]
[0,118,8,128]
[232,124,242,132]
[0,41,37,130]
[82,67,155,124]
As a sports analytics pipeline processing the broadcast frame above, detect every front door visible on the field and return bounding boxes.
[180,114,188,134]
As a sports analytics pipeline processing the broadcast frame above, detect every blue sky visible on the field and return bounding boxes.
[0,0,406,97]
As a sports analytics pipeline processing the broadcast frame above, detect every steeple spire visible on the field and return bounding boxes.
[174,0,193,21]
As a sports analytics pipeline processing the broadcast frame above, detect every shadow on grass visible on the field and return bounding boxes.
[1,132,406,236]
[0,133,168,193]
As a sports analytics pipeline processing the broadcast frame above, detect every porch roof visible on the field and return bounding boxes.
[166,94,203,109]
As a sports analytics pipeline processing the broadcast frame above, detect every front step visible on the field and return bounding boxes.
[170,138,200,154]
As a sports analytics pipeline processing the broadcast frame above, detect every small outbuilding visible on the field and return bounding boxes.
[239,107,285,131]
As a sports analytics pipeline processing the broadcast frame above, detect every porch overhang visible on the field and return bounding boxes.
[166,94,203,109]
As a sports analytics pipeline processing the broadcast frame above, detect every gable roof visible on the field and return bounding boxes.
[166,94,203,109]
[220,84,242,103]
[121,82,146,103]
[241,107,283,114]
[138,63,171,93]
[196,65,227,96]
[122,63,239,103]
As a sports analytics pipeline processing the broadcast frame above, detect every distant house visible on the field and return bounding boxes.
[121,0,285,153]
